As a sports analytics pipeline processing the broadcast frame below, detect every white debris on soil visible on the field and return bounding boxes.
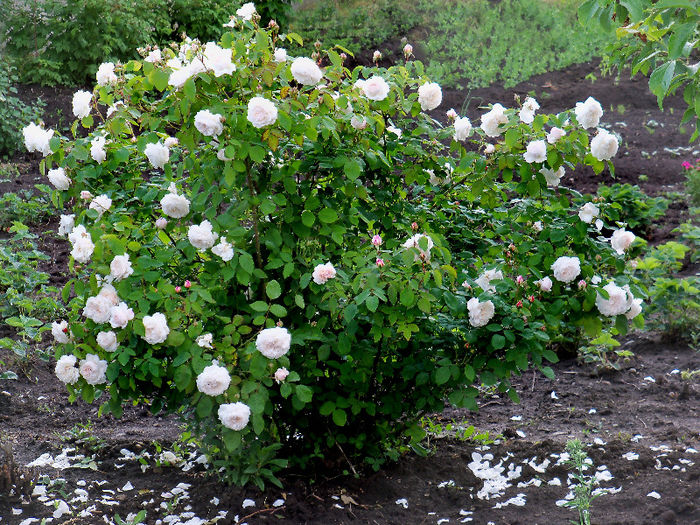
[647,491,661,499]
[588,408,597,414]
[493,493,526,508]
[121,481,134,491]
[622,452,639,461]
[438,480,457,488]
[643,376,655,382]
[395,498,408,508]
[550,391,559,400]
[272,499,285,507]
[593,437,606,446]
[510,415,522,421]
[242,499,255,508]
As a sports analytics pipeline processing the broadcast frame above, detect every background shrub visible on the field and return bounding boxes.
[0,61,45,158]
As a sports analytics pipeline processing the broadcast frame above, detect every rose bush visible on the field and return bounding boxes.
[28,4,644,487]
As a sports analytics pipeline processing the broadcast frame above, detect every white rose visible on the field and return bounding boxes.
[196,361,231,396]
[274,367,289,383]
[540,166,565,187]
[595,219,604,231]
[595,283,630,316]
[574,96,603,129]
[362,75,390,101]
[453,117,472,141]
[350,115,367,130]
[256,327,291,359]
[46,167,71,190]
[89,194,112,218]
[106,100,125,118]
[536,276,553,292]
[194,110,224,137]
[96,330,118,352]
[160,192,190,218]
[110,302,134,329]
[274,48,287,62]
[386,125,402,137]
[467,297,495,328]
[52,321,70,344]
[523,140,547,163]
[519,97,539,124]
[417,82,442,111]
[611,228,635,255]
[91,136,107,163]
[23,123,54,156]
[578,202,600,224]
[83,295,112,324]
[550,256,581,283]
[144,142,170,169]
[142,312,170,344]
[164,136,179,148]
[402,233,434,261]
[212,238,234,261]
[98,284,120,306]
[203,42,236,77]
[58,214,75,236]
[96,62,118,86]
[71,236,95,264]
[626,297,643,319]
[72,90,92,119]
[145,49,162,63]
[290,56,323,86]
[188,220,218,250]
[533,221,543,232]
[55,355,80,384]
[312,262,337,285]
[247,96,278,128]
[547,127,566,144]
[79,354,108,385]
[480,103,508,137]
[484,143,495,154]
[236,2,256,20]
[110,254,134,281]
[590,129,619,161]
[196,333,214,349]
[475,269,504,293]
[218,402,251,431]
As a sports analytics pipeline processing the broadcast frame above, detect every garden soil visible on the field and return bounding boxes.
[1,59,699,524]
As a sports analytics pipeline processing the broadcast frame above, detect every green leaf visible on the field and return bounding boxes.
[366,294,379,312]
[166,331,186,347]
[301,210,315,227]
[269,304,287,317]
[318,208,338,223]
[649,61,676,108]
[250,301,269,312]
[491,334,506,349]
[295,385,313,403]
[435,366,451,385]
[332,408,347,426]
[319,401,335,415]
[266,280,282,300]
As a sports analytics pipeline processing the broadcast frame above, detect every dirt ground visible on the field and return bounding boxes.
[1,56,699,524]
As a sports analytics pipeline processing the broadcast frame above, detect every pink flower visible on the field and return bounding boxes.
[516,275,525,285]
[376,258,385,267]
[528,295,535,303]
[371,234,383,247]
[516,300,523,308]
[411,222,418,231]
[184,280,192,288]
[175,286,181,293]
[312,262,337,284]
[578,279,587,290]
[682,161,692,170]
[274,367,289,383]
[155,217,168,229]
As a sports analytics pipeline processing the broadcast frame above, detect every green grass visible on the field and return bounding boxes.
[289,0,612,89]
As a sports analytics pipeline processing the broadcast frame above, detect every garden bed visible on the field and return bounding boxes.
[1,59,698,524]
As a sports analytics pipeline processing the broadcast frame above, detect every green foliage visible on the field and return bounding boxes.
[575,183,669,233]
[36,20,637,487]
[290,0,420,56]
[0,62,45,158]
[563,439,606,525]
[684,159,700,206]
[418,0,610,89]
[0,191,53,228]
[580,0,700,140]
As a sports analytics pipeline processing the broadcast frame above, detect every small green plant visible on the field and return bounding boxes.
[420,417,498,450]
[562,439,604,525]
[0,190,53,228]
[579,330,634,370]
[683,159,700,206]
[114,511,148,525]
[0,61,45,158]
[60,420,106,455]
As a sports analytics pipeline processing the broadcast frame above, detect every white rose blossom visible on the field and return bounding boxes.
[194,110,224,137]
[196,333,214,349]
[236,2,256,20]
[362,75,390,101]
[476,269,504,293]
[164,136,179,148]
[106,100,125,118]
[96,331,118,352]
[247,96,278,128]
[523,140,547,163]
[168,59,206,88]
[51,321,70,344]
[519,97,539,124]
[274,367,289,383]
[533,221,543,232]
[212,238,234,261]
[417,82,442,111]
[574,96,603,129]
[535,276,553,292]
[79,354,108,385]
[312,262,337,284]
[480,103,508,137]
[144,142,170,169]
[110,302,134,329]
[145,49,162,63]
[89,194,112,218]
[96,62,118,85]
[160,189,190,219]
[578,202,600,224]
[540,166,565,188]
[611,228,635,255]
[626,295,643,319]
[196,361,231,396]
[256,327,292,359]
[402,233,434,261]
[71,236,95,264]
[218,402,251,431]
[467,297,495,328]
[55,355,80,384]
[110,254,133,281]
[23,123,54,156]
[142,312,170,344]
[590,129,619,161]
[188,220,218,250]
[72,90,92,119]
[551,256,581,283]
[350,115,367,130]
[595,283,630,317]
[203,42,236,77]
[453,117,472,141]
[274,48,287,62]
[290,57,323,86]
[98,284,120,306]
[83,295,112,324]
[90,136,107,163]
[547,127,566,144]
[47,167,71,190]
